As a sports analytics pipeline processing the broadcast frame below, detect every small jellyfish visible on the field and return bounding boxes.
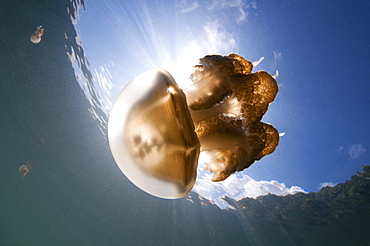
[19,165,29,177]
[30,26,44,44]
[33,132,45,145]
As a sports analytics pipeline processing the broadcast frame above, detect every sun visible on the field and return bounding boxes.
[160,43,205,89]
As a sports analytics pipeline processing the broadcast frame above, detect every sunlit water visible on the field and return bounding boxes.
[1,0,369,245]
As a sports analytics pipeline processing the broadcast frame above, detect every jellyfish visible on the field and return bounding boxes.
[108,53,279,199]
[33,132,45,145]
[19,165,29,177]
[30,26,44,44]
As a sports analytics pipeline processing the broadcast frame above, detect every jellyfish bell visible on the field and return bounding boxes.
[19,165,29,177]
[30,33,41,44]
[108,69,200,199]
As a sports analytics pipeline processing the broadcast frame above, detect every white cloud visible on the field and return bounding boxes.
[192,171,307,210]
[202,21,236,53]
[235,6,247,24]
[179,1,199,13]
[208,0,257,24]
[318,182,338,190]
[348,144,366,160]
[249,1,257,9]
[273,51,283,65]
[338,144,366,160]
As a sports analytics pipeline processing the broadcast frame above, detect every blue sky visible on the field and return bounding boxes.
[72,0,370,208]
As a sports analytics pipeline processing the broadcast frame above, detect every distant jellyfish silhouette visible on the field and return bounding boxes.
[19,165,29,177]
[108,53,279,199]
[33,132,45,145]
[30,26,44,44]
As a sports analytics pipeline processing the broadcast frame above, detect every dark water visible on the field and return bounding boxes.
[0,1,369,245]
